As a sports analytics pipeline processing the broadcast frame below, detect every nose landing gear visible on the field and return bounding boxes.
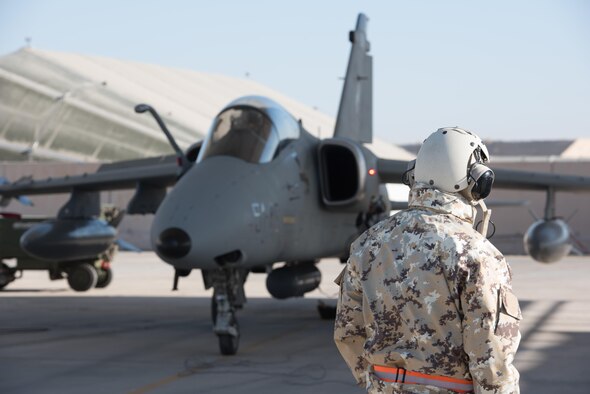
[204,267,247,355]
[213,293,240,355]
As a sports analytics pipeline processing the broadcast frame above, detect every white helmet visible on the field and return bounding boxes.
[411,127,494,200]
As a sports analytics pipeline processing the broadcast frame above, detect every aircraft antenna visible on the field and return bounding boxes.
[135,104,191,174]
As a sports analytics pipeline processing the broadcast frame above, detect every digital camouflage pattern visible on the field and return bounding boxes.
[334,184,521,394]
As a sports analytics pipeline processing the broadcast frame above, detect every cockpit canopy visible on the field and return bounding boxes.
[198,96,301,164]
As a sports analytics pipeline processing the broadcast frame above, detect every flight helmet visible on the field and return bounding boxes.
[411,127,494,200]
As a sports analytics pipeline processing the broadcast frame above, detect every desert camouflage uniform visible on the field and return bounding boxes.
[334,184,521,394]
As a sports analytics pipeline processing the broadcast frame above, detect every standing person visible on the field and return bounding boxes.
[334,127,521,394]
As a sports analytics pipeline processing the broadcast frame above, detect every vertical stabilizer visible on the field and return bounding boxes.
[334,13,372,143]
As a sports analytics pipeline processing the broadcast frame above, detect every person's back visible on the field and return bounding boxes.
[335,128,521,394]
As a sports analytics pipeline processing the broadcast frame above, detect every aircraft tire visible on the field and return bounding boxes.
[317,303,337,320]
[218,318,239,356]
[95,268,113,289]
[67,263,98,292]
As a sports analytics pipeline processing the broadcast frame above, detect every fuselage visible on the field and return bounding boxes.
[151,97,374,270]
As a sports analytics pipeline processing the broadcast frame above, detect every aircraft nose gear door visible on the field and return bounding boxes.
[206,268,247,355]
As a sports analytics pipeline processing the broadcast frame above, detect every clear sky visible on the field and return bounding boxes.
[1,0,588,145]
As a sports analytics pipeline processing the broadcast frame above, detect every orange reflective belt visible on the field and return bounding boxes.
[373,365,474,393]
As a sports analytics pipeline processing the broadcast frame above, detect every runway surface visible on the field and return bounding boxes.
[1,252,589,393]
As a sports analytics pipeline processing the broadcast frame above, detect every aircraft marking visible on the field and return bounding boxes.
[251,203,266,217]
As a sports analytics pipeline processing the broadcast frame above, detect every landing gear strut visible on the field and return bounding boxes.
[213,292,240,355]
[203,268,247,355]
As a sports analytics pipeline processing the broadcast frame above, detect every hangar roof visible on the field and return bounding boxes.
[562,139,590,159]
[0,47,413,162]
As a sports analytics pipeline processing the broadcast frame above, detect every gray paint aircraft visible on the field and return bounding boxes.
[1,14,590,355]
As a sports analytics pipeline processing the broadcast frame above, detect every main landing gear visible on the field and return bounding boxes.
[203,268,247,355]
[317,300,337,320]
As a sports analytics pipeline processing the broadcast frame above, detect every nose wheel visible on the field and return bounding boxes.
[212,292,240,355]
[218,331,239,355]
[205,268,247,355]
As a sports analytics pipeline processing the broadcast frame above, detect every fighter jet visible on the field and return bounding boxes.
[1,14,590,355]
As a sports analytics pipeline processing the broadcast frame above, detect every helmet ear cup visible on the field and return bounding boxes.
[402,160,416,187]
[468,163,494,200]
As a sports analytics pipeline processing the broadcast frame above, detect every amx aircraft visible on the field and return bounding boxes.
[1,14,589,355]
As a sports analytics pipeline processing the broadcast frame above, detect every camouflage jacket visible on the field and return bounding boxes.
[334,184,521,394]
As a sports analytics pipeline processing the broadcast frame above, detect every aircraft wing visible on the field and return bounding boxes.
[0,155,180,198]
[491,167,590,191]
[376,158,590,192]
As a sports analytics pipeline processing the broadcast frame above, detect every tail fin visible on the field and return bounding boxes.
[334,13,372,143]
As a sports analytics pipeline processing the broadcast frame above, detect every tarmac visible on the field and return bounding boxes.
[1,252,589,394]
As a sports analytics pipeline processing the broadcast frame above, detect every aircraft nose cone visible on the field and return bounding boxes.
[156,227,191,259]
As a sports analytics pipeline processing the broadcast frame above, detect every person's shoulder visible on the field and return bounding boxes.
[440,222,504,257]
[349,211,404,255]
[454,228,510,281]
[369,209,434,234]
[467,230,505,260]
